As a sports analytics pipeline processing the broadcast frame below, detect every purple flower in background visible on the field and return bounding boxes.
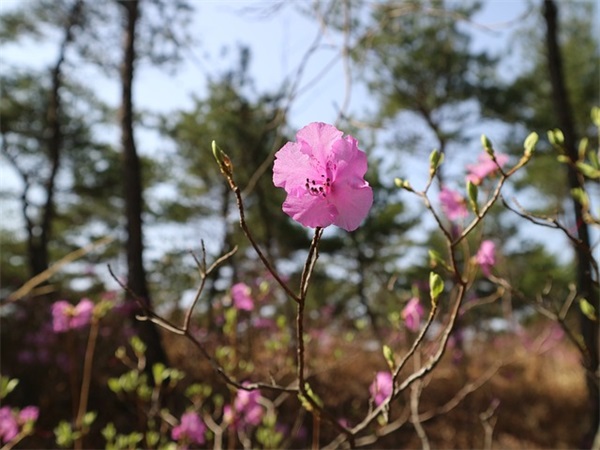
[439,187,468,221]
[273,122,373,231]
[369,371,393,407]
[466,152,509,185]
[475,240,496,277]
[51,299,94,333]
[70,299,94,328]
[0,407,18,444]
[51,301,72,332]
[18,406,39,423]
[231,283,254,311]
[402,297,424,332]
[171,411,206,446]
[234,387,264,427]
[225,385,264,429]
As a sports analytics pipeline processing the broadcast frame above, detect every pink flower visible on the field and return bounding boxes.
[234,388,264,427]
[231,283,254,311]
[402,297,424,332]
[273,122,373,231]
[225,385,264,429]
[466,153,509,185]
[369,371,393,407]
[51,298,94,333]
[0,407,18,444]
[18,406,39,423]
[171,411,206,446]
[475,240,496,276]
[439,187,468,221]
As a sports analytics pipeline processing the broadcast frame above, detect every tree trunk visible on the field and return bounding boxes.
[118,0,167,368]
[23,0,84,279]
[543,2,599,447]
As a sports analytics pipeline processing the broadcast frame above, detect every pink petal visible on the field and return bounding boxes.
[51,301,72,333]
[331,135,368,180]
[296,122,343,163]
[330,181,373,231]
[273,142,315,193]
[282,192,337,228]
[71,299,94,329]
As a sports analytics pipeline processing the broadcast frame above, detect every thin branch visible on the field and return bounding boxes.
[410,355,430,450]
[107,258,296,395]
[231,182,299,302]
[479,399,500,450]
[74,316,100,450]
[183,243,238,331]
[5,235,115,304]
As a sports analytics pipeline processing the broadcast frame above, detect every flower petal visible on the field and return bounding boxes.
[273,141,316,193]
[331,135,368,180]
[330,181,373,231]
[282,193,337,229]
[296,122,343,163]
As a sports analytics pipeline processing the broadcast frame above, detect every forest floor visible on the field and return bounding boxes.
[167,321,590,449]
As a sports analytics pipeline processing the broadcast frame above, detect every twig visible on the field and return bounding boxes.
[183,242,238,331]
[479,399,500,450]
[410,354,430,450]
[231,183,300,303]
[5,235,114,303]
[74,317,100,450]
[107,264,295,395]
[502,196,599,281]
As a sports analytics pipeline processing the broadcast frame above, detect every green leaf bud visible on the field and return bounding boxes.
[579,298,597,321]
[83,411,97,427]
[212,140,233,178]
[481,134,493,156]
[578,137,589,161]
[523,132,538,157]
[547,129,564,148]
[466,180,479,216]
[591,106,600,127]
[428,249,444,268]
[576,162,600,179]
[588,148,599,170]
[429,272,444,304]
[571,188,590,208]
[429,149,444,176]
[383,345,395,371]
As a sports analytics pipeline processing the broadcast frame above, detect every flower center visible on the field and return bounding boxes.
[305,174,332,198]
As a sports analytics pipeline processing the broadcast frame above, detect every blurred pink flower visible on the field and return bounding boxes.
[273,122,373,231]
[18,406,39,423]
[0,407,18,444]
[0,405,38,444]
[439,187,468,221]
[171,411,206,446]
[225,384,264,429]
[51,298,94,333]
[231,282,254,311]
[402,297,424,332]
[369,371,393,407]
[475,240,496,276]
[466,153,509,185]
[234,387,264,427]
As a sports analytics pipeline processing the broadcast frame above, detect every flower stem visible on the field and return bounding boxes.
[74,318,100,450]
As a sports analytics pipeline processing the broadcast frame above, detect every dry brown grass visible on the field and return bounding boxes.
[165,323,589,449]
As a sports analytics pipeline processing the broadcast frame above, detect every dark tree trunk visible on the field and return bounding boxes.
[118,0,167,368]
[543,1,599,447]
[24,0,84,278]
